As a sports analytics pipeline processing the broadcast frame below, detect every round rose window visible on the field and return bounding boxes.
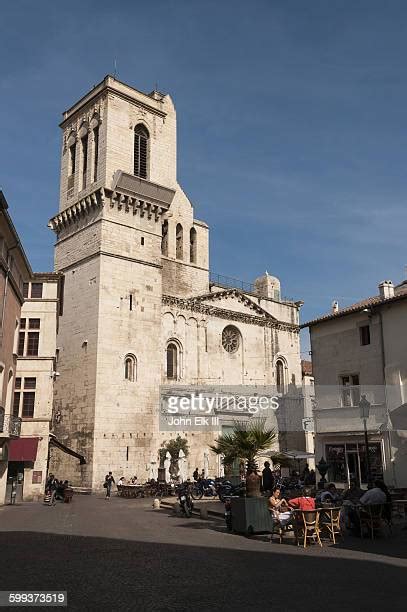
[222,325,240,353]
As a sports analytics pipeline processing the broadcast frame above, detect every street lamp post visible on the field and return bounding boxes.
[359,394,372,486]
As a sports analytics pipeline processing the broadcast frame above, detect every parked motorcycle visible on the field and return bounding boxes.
[191,478,217,500]
[217,480,246,503]
[177,484,194,518]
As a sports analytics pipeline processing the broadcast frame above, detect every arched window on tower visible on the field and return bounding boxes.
[124,354,137,382]
[190,227,197,263]
[166,343,179,379]
[161,220,169,256]
[80,133,88,190]
[276,359,285,394]
[176,224,183,260]
[134,124,149,179]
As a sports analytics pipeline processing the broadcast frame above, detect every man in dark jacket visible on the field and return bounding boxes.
[262,461,274,493]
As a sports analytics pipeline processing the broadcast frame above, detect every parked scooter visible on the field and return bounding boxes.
[177,484,194,518]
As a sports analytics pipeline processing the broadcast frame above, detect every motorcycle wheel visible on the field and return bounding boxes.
[191,487,203,500]
[184,505,191,518]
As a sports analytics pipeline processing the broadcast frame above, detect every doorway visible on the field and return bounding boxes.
[6,461,24,503]
[345,451,361,485]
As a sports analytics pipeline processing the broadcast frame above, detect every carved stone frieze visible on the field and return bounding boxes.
[162,295,299,333]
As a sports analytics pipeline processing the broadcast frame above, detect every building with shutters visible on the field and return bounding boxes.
[0,191,31,504]
[6,274,60,501]
[303,279,407,489]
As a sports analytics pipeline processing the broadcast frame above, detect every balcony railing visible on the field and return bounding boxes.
[0,410,22,438]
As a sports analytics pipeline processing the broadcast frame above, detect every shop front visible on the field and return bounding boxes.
[324,437,384,486]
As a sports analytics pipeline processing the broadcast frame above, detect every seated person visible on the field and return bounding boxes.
[343,480,363,505]
[118,476,125,486]
[288,487,316,511]
[348,480,388,534]
[268,487,291,525]
[359,481,387,505]
[319,483,341,505]
[342,481,363,528]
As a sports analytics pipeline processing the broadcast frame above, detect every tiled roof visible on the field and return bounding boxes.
[302,281,407,328]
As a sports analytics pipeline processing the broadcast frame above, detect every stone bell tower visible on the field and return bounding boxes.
[48,76,209,489]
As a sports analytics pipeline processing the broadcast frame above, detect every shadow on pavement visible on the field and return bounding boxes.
[1,530,406,612]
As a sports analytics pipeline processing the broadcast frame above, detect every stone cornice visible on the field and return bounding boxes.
[192,287,275,319]
[109,190,168,221]
[48,187,106,233]
[162,294,299,333]
[48,186,169,234]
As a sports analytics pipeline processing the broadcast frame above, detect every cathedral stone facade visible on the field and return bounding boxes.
[49,76,303,489]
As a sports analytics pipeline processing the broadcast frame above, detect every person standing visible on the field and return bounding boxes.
[104,472,115,499]
[193,467,199,481]
[262,461,274,494]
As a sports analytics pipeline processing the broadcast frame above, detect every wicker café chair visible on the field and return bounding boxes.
[320,507,342,544]
[294,510,322,548]
[358,504,385,540]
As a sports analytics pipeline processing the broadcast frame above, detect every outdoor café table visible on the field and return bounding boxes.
[119,484,144,498]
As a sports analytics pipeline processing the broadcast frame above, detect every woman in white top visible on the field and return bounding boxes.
[268,487,292,525]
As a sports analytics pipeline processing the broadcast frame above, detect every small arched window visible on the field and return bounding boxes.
[176,224,183,260]
[124,354,137,382]
[134,124,149,179]
[276,359,285,394]
[161,220,169,256]
[190,227,197,263]
[166,343,178,379]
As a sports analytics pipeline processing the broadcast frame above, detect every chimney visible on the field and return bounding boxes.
[331,300,339,314]
[378,280,395,299]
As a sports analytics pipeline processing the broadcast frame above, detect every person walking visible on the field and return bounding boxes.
[104,472,115,499]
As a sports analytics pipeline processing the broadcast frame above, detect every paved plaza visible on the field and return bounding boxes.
[0,494,406,611]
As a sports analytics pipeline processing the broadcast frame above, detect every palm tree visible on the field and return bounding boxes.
[209,419,283,497]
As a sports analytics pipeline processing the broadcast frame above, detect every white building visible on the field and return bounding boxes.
[48,76,305,490]
[6,274,60,501]
[304,280,407,489]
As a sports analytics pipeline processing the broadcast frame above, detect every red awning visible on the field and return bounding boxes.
[8,437,39,462]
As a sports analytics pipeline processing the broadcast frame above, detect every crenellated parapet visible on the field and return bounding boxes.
[49,180,172,234]
[109,190,168,221]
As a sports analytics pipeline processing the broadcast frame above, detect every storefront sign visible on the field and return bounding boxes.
[32,470,42,484]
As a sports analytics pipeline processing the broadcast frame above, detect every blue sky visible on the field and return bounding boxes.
[1,0,407,355]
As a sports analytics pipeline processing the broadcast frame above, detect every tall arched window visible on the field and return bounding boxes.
[276,359,285,394]
[124,354,137,382]
[81,133,88,190]
[6,369,14,412]
[176,224,183,260]
[190,227,197,263]
[161,220,169,256]
[166,343,178,379]
[134,124,149,179]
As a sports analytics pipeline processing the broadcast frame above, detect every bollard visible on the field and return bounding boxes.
[200,507,208,520]
[153,498,161,510]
